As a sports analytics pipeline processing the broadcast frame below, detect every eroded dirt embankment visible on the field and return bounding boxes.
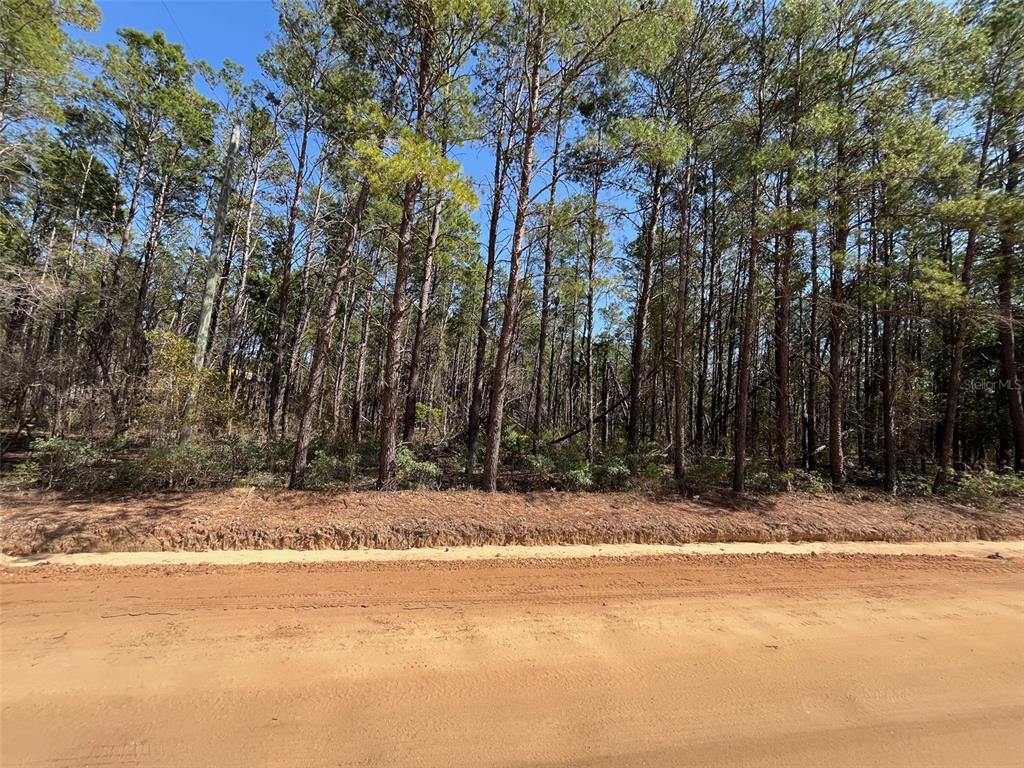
[2,488,1021,555]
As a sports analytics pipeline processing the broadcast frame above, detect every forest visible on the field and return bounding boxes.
[1,0,1022,499]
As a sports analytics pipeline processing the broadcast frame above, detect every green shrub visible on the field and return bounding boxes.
[29,437,106,490]
[898,473,933,497]
[501,429,532,468]
[524,453,556,484]
[546,437,586,473]
[561,463,594,491]
[687,458,732,488]
[593,457,630,490]
[151,438,284,489]
[804,470,832,495]
[394,446,440,489]
[746,470,774,492]
[305,453,359,489]
[642,461,663,481]
[950,470,1024,509]
[414,403,443,436]
[141,331,236,438]
[132,442,236,489]
[1,460,41,490]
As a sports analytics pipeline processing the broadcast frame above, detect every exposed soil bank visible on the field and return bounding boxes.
[2,488,1022,555]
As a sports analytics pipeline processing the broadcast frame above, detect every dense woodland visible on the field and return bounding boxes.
[1,0,1022,497]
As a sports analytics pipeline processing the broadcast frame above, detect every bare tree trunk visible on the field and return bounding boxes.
[997,140,1024,471]
[268,104,312,438]
[530,97,564,452]
[466,88,512,476]
[351,242,380,441]
[281,174,326,435]
[222,158,264,372]
[733,168,760,492]
[806,225,820,469]
[934,111,993,490]
[774,164,794,489]
[376,180,422,489]
[481,9,545,492]
[402,194,443,442]
[827,141,851,486]
[330,252,359,434]
[289,181,370,487]
[881,225,896,493]
[584,172,600,461]
[672,162,693,489]
[626,168,663,455]
[183,124,240,440]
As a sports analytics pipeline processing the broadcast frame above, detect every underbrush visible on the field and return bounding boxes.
[5,436,292,492]
[4,431,1023,508]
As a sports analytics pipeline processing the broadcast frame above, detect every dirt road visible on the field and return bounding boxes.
[2,554,1022,767]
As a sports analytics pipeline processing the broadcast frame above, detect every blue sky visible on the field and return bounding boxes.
[78,0,513,245]
[73,0,640,302]
[81,1,498,189]
[83,1,279,80]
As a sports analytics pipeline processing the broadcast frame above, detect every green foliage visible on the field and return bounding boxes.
[0,0,99,130]
[608,116,690,168]
[524,453,556,484]
[352,129,477,208]
[141,331,236,438]
[394,446,441,489]
[27,437,103,490]
[912,258,966,311]
[5,0,1024,504]
[501,429,533,468]
[415,402,443,433]
[305,453,359,489]
[949,471,1024,510]
[560,462,594,491]
[593,457,631,489]
[20,435,288,491]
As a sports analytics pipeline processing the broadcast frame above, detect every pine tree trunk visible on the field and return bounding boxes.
[672,162,693,488]
[626,168,663,455]
[289,181,370,487]
[774,165,794,489]
[530,99,564,452]
[481,9,545,492]
[268,105,311,438]
[997,140,1024,471]
[934,110,993,490]
[466,92,511,477]
[402,194,443,443]
[733,170,760,492]
[376,180,422,489]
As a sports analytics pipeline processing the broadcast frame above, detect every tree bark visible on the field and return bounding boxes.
[466,82,513,477]
[402,194,443,442]
[530,97,564,452]
[481,8,545,492]
[774,164,794,489]
[672,162,693,488]
[732,169,760,492]
[268,104,312,438]
[289,180,370,487]
[934,110,993,490]
[997,140,1024,471]
[626,168,664,455]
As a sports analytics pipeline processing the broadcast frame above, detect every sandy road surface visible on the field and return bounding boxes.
[2,554,1023,767]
